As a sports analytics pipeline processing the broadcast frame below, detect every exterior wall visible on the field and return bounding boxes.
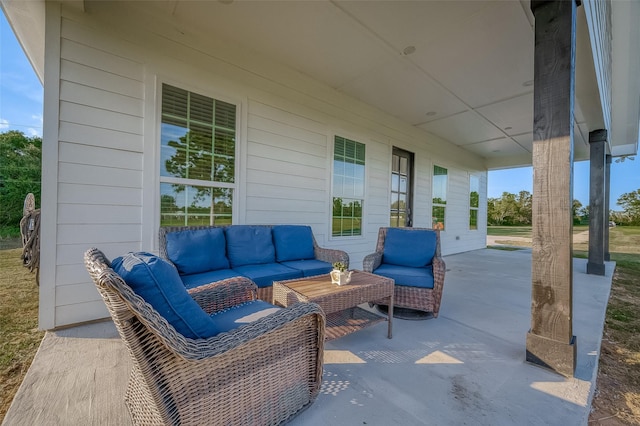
[41,3,488,329]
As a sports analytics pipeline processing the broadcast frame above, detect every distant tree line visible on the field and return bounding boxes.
[0,131,42,235]
[489,189,640,226]
[487,191,588,226]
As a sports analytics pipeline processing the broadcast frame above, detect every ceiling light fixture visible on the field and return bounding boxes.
[403,46,416,56]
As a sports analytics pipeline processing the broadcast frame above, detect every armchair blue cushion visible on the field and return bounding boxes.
[165,227,229,275]
[211,300,281,334]
[382,228,437,267]
[111,252,219,339]
[272,225,315,262]
[374,264,435,289]
[225,226,276,268]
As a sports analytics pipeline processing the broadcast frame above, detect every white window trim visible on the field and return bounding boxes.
[432,164,448,232]
[469,173,480,231]
[328,131,368,241]
[143,73,244,251]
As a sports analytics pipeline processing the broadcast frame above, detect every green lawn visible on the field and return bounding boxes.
[487,225,589,238]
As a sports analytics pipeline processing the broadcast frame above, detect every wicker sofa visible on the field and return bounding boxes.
[159,224,349,302]
[84,247,325,425]
[363,227,446,317]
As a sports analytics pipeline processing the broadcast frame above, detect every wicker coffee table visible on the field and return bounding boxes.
[273,271,394,340]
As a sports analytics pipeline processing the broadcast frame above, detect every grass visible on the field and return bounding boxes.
[0,240,44,422]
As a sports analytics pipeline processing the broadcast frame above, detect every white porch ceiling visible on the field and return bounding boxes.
[161,0,640,166]
[5,0,638,167]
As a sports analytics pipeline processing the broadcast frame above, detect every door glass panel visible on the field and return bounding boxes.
[390,148,413,227]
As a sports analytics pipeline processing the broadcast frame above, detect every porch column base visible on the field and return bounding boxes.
[526,332,576,377]
[587,261,605,276]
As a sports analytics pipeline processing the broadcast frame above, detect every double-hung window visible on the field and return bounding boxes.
[332,136,365,237]
[469,175,480,230]
[159,84,236,226]
[432,165,448,230]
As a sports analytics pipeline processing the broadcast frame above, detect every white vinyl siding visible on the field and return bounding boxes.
[48,13,145,326]
[42,3,488,328]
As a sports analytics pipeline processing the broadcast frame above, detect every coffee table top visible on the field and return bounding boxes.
[273,270,394,340]
[275,270,392,300]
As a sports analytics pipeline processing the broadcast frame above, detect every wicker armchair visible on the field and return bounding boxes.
[363,227,446,317]
[84,248,325,426]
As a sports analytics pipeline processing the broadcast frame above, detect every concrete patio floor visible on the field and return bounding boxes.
[3,248,614,426]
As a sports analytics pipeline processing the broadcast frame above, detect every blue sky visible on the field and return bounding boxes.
[1,10,638,210]
[0,12,43,137]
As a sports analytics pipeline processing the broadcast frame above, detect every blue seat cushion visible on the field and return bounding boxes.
[111,252,219,339]
[272,225,315,262]
[373,264,434,289]
[382,228,437,268]
[165,227,229,275]
[225,226,276,268]
[280,259,333,277]
[232,263,302,288]
[180,269,240,290]
[211,300,281,334]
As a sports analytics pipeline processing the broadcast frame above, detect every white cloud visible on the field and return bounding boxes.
[0,118,8,129]
[26,127,41,137]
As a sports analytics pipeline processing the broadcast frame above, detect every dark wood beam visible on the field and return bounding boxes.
[604,154,612,261]
[588,129,607,275]
[526,0,577,377]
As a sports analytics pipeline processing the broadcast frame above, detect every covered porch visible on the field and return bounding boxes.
[4,248,614,425]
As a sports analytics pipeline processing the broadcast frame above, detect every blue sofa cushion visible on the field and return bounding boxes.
[373,264,434,289]
[165,228,229,275]
[382,228,437,267]
[232,263,302,288]
[280,259,333,277]
[111,252,219,339]
[225,226,275,268]
[211,300,281,334]
[272,225,315,262]
[180,269,240,290]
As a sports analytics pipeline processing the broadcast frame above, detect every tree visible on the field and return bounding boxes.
[617,189,640,225]
[572,199,583,225]
[0,131,42,230]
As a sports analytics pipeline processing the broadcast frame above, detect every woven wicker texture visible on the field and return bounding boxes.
[159,225,349,303]
[362,227,446,318]
[84,247,325,426]
[273,271,393,340]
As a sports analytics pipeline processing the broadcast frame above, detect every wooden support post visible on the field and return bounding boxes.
[526,0,577,377]
[604,154,612,261]
[587,129,607,275]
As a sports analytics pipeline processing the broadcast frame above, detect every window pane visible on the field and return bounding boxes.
[332,197,363,237]
[433,165,447,204]
[432,205,446,231]
[470,209,478,230]
[160,183,232,227]
[470,175,480,208]
[160,122,188,177]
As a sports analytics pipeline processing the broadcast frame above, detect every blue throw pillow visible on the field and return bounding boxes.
[272,225,315,262]
[382,228,437,267]
[111,252,219,339]
[165,228,229,275]
[225,226,276,268]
